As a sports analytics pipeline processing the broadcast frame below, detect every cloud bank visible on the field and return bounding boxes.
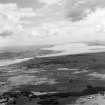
[0,0,105,47]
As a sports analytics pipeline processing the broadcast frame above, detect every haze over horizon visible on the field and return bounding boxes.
[0,0,105,47]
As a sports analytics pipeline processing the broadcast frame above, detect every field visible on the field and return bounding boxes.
[0,52,105,104]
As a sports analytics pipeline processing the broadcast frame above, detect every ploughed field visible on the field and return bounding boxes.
[0,52,105,105]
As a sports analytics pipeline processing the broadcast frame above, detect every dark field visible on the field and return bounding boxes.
[1,52,105,105]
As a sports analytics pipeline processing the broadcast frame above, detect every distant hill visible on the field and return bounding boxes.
[0,45,55,60]
[8,52,105,70]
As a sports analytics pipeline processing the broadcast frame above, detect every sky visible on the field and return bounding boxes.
[0,0,105,47]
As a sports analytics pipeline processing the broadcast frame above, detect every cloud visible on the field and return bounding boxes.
[1,0,105,22]
[20,0,105,28]
[0,0,44,9]
[39,0,62,5]
[0,3,35,21]
[0,3,35,38]
[1,0,105,47]
[66,0,105,21]
[27,8,105,44]
[0,30,13,37]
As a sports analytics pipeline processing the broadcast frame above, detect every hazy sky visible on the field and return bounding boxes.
[0,0,105,47]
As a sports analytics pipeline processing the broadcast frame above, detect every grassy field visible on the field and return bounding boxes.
[1,52,105,104]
